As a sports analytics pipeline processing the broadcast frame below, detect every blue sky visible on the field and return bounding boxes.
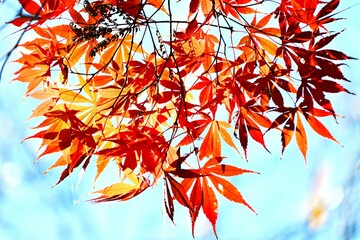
[0,1,360,239]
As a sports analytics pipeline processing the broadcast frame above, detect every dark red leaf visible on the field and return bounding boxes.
[164,179,175,222]
[317,0,339,20]
[189,0,200,18]
[166,174,193,209]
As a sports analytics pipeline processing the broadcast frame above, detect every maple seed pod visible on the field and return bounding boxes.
[84,0,98,17]
[89,49,97,58]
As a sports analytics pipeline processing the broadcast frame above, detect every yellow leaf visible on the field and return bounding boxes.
[66,42,89,68]
[256,36,278,56]
[94,155,110,186]
[217,121,240,154]
[76,72,96,102]
[123,168,141,186]
[94,182,138,197]
[28,88,58,100]
[98,86,123,98]
[94,168,141,197]
[59,88,90,103]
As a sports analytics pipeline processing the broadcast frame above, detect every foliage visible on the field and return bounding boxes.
[6,0,354,237]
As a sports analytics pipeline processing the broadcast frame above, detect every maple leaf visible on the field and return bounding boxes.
[235,101,271,158]
[11,0,76,27]
[290,0,341,30]
[202,177,218,237]
[198,120,239,160]
[209,174,255,212]
[91,168,150,202]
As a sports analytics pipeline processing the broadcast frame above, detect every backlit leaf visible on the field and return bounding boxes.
[209,175,256,213]
[8,0,353,237]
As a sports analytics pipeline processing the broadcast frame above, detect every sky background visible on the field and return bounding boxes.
[0,1,360,239]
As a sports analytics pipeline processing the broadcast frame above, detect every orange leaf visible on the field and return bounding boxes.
[190,178,203,236]
[199,121,221,160]
[28,88,58,100]
[36,142,61,162]
[148,0,168,14]
[14,65,49,94]
[28,98,56,120]
[209,175,256,213]
[256,14,272,29]
[295,114,308,161]
[256,36,278,56]
[94,156,111,185]
[281,118,295,156]
[202,178,218,237]
[217,121,239,153]
[305,114,339,143]
[66,42,89,68]
[204,164,258,177]
[44,155,68,174]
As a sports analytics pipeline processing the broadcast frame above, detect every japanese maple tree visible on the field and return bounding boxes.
[4,0,355,237]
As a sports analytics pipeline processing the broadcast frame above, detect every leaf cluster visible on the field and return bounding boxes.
[8,0,354,237]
